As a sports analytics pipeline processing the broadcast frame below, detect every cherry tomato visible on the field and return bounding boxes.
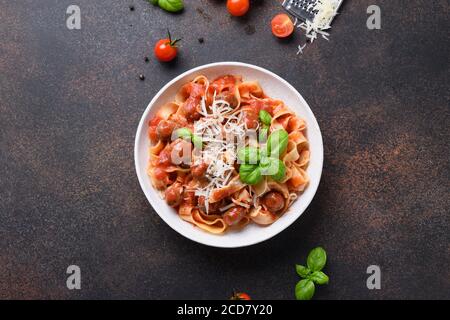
[227,0,250,17]
[271,14,294,38]
[154,31,181,62]
[230,292,251,300]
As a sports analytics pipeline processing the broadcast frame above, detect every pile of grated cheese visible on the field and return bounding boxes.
[294,0,341,54]
[193,92,246,213]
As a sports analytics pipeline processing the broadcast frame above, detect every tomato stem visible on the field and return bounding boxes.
[167,29,182,47]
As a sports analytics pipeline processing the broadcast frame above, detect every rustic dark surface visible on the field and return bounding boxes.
[0,0,449,300]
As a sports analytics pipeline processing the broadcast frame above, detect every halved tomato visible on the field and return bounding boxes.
[271,14,294,38]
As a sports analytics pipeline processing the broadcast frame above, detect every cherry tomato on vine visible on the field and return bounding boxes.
[154,31,181,62]
[227,0,250,17]
[271,14,294,38]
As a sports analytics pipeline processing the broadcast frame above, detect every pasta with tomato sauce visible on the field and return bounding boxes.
[147,75,310,234]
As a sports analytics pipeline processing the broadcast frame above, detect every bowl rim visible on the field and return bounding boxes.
[134,61,323,248]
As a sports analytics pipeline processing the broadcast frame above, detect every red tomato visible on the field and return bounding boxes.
[230,292,251,300]
[154,39,177,62]
[271,14,294,38]
[227,0,250,17]
[154,32,180,62]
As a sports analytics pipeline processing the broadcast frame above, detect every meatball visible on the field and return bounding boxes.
[165,183,183,207]
[261,191,285,213]
[156,120,176,141]
[182,97,201,122]
[223,206,246,226]
[156,148,172,166]
[191,162,209,178]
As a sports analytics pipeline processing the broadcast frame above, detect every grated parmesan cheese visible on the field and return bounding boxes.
[193,93,246,213]
[297,0,340,43]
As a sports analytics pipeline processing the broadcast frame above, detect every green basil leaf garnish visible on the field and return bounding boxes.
[259,157,286,182]
[239,164,262,185]
[307,247,327,272]
[271,159,286,182]
[173,127,192,140]
[294,247,329,300]
[295,279,315,300]
[151,0,184,12]
[267,129,289,158]
[259,110,272,126]
[295,265,311,279]
[259,125,269,143]
[237,147,260,164]
[309,271,329,285]
[191,135,203,149]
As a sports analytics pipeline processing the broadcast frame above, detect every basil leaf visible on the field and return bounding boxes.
[150,0,159,5]
[259,110,272,126]
[239,164,262,185]
[173,128,202,149]
[155,0,184,12]
[173,128,192,140]
[259,157,285,181]
[295,279,315,300]
[295,265,311,279]
[307,247,327,272]
[259,125,269,143]
[271,159,286,182]
[259,156,273,171]
[191,135,203,149]
[267,129,289,158]
[309,271,329,285]
[237,147,260,164]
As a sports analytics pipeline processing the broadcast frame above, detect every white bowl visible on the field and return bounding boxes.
[134,62,323,248]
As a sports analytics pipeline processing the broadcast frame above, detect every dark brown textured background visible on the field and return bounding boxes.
[0,0,449,299]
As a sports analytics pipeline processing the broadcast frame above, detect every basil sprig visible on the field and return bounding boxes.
[150,0,184,13]
[295,247,329,300]
[238,129,288,185]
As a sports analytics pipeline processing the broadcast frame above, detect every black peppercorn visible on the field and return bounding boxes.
[144,56,149,62]
[129,5,135,11]
[139,74,145,80]
[198,37,204,44]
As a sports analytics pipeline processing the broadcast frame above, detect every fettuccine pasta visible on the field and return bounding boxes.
[147,75,310,234]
